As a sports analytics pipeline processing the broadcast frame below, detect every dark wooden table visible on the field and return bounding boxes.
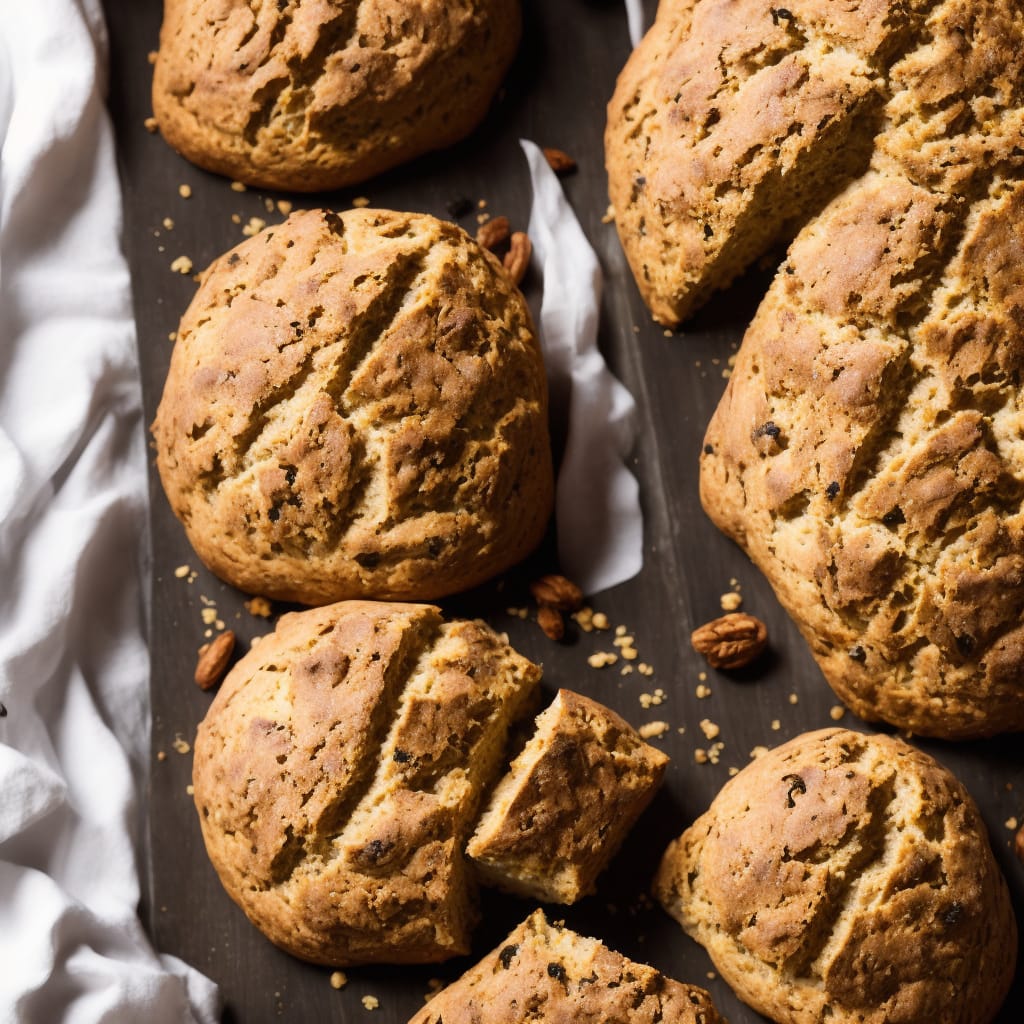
[103,1,1024,1020]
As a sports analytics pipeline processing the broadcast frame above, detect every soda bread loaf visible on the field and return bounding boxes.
[467,688,669,904]
[407,908,726,1024]
[152,208,552,606]
[655,728,1017,1024]
[606,0,1021,326]
[191,600,542,965]
[152,0,520,191]
[700,0,1024,737]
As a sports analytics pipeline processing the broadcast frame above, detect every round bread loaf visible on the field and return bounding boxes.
[192,600,542,966]
[152,207,552,606]
[152,0,520,191]
[408,909,726,1024]
[655,728,1017,1024]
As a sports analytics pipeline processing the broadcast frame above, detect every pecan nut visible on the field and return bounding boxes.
[195,629,236,690]
[476,215,511,251]
[530,574,584,612]
[537,604,565,641]
[691,613,767,670]
[542,147,577,174]
[503,232,531,286]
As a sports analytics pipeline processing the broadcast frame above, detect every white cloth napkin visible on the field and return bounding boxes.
[521,140,643,595]
[624,0,647,47]
[0,2,218,1021]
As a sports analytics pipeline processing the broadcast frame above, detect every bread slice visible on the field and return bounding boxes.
[408,909,725,1024]
[467,689,668,903]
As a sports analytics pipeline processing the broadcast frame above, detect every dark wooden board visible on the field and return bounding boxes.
[103,1,1024,1020]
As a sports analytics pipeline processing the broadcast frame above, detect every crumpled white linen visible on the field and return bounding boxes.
[625,0,647,47]
[521,140,643,595]
[0,2,217,1021]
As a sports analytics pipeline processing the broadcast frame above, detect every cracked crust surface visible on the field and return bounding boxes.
[700,0,1024,737]
[466,689,669,904]
[655,728,1017,1024]
[408,909,726,1024]
[152,0,520,191]
[191,600,542,966]
[152,207,552,606]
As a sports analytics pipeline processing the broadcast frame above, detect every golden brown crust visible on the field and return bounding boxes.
[191,600,542,966]
[408,909,726,1024]
[698,0,1024,737]
[655,729,1017,1024]
[152,0,520,192]
[466,689,669,904]
[152,208,552,606]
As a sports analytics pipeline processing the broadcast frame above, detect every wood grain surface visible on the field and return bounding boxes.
[102,1,1024,1020]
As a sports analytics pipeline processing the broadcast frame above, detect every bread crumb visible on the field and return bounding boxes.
[162,217,174,230]
[186,784,194,795]
[699,719,720,740]
[620,664,634,676]
[621,646,639,660]
[201,607,218,626]
[694,748,708,764]
[613,634,635,648]
[771,719,781,731]
[695,684,711,699]
[170,255,193,275]
[230,180,247,192]
[638,662,654,676]
[329,971,347,990]
[728,766,739,776]
[242,216,266,237]
[156,750,166,762]
[720,591,742,611]
[172,735,191,755]
[178,184,192,199]
[750,745,769,759]
[591,612,610,630]
[639,721,669,739]
[788,692,799,705]
[361,995,379,1010]
[277,199,293,216]
[698,671,707,681]
[174,564,191,579]
[245,596,273,618]
[615,624,627,637]
[144,116,158,133]
[601,204,616,224]
[147,50,158,64]
[573,607,594,632]
[1006,817,1019,830]
[264,197,275,213]
[230,213,242,224]
[168,331,177,342]
[352,196,371,208]
[829,705,846,721]
[587,651,618,669]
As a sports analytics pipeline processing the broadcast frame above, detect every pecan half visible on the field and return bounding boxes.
[503,232,532,286]
[691,613,767,670]
[195,629,236,690]
[543,147,577,174]
[537,604,565,641]
[476,215,511,251]
[530,574,584,612]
